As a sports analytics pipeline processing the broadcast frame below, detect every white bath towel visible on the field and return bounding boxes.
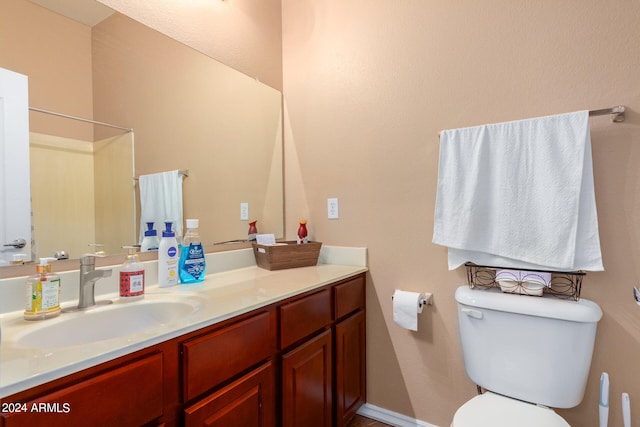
[432,111,603,271]
[139,170,184,243]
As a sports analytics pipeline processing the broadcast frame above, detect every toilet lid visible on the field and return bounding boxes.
[452,392,570,427]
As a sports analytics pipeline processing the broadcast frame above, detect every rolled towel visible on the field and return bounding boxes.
[496,269,552,296]
[496,269,552,287]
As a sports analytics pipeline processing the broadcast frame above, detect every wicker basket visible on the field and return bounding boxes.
[252,241,322,270]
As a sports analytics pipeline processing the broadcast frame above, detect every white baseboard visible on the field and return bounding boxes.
[357,403,441,427]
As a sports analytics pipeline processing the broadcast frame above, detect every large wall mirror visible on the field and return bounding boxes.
[0,0,284,270]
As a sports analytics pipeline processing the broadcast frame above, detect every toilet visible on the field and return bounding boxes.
[452,286,603,427]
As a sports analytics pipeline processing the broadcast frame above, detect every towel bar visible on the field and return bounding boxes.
[588,105,625,122]
[133,169,189,182]
[437,106,626,136]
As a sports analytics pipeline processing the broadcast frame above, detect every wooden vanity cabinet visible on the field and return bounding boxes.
[0,272,366,427]
[279,289,333,427]
[333,275,366,427]
[1,352,165,427]
[279,275,366,427]
[182,310,276,427]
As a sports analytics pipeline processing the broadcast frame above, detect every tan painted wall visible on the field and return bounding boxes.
[0,0,94,141]
[98,0,283,91]
[91,12,283,244]
[282,1,640,426]
[1,0,283,254]
[5,0,640,426]
[1,0,92,260]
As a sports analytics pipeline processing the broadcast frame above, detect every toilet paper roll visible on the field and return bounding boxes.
[393,290,424,331]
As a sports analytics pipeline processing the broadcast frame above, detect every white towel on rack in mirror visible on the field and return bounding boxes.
[432,111,604,271]
[139,170,184,243]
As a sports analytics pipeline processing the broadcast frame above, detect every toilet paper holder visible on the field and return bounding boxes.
[392,292,433,308]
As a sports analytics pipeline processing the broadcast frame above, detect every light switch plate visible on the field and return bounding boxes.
[240,202,249,220]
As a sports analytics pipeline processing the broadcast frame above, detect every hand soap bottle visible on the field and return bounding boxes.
[158,221,179,287]
[120,246,145,299]
[179,219,206,284]
[24,257,61,321]
[140,222,160,252]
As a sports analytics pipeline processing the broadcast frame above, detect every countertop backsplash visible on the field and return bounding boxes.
[0,245,367,315]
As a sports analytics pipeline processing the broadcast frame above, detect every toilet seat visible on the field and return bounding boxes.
[452,392,570,427]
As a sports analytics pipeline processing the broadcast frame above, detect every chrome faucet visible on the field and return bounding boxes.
[76,254,113,310]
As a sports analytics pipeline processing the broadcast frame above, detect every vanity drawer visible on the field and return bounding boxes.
[334,275,365,320]
[182,310,274,402]
[2,352,163,427]
[280,289,331,349]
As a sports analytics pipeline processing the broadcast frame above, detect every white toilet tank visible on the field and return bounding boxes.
[455,286,602,409]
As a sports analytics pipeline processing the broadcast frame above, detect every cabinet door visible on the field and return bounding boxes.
[282,329,332,427]
[335,310,366,427]
[2,353,163,427]
[184,362,275,427]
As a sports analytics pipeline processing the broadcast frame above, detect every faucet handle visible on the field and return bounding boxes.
[80,253,105,265]
[81,243,107,265]
[88,243,106,256]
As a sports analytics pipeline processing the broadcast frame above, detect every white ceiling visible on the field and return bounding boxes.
[29,0,114,27]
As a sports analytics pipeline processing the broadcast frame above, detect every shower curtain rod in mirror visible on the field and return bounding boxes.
[29,106,133,132]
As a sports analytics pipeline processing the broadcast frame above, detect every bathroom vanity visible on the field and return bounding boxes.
[0,254,367,427]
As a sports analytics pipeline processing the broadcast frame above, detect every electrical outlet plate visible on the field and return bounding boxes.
[328,198,339,219]
[240,202,249,220]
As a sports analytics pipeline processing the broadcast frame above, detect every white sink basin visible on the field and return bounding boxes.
[12,295,204,349]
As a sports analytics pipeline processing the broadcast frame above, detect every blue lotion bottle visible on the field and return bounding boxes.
[179,219,206,284]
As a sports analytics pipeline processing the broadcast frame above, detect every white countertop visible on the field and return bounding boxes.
[0,247,367,399]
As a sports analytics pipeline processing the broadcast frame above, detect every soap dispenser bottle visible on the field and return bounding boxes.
[24,257,61,321]
[120,246,145,299]
[140,222,160,252]
[158,221,179,287]
[179,219,206,284]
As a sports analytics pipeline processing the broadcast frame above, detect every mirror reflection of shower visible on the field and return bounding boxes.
[28,107,135,262]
